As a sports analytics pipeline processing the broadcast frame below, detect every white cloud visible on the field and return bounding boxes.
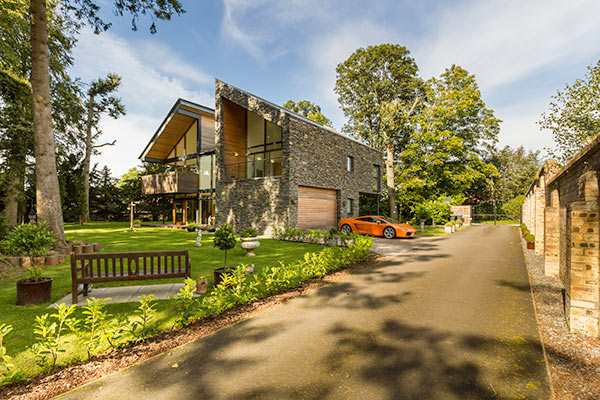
[70,30,214,177]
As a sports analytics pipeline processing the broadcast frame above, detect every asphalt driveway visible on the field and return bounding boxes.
[59,225,550,399]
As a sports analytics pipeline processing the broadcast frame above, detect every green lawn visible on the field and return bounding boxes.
[414,225,467,237]
[0,222,324,380]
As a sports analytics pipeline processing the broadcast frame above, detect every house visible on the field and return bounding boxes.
[139,80,383,234]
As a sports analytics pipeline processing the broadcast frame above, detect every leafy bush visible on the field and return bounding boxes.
[6,222,55,258]
[32,304,77,370]
[172,278,200,328]
[0,241,15,257]
[187,222,197,229]
[456,217,463,225]
[132,219,142,226]
[129,295,157,342]
[238,228,258,238]
[79,298,112,359]
[214,223,237,268]
[502,195,525,221]
[526,234,535,243]
[0,215,9,240]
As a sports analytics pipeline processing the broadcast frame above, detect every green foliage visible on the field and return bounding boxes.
[0,323,23,384]
[526,234,535,244]
[129,295,157,342]
[0,215,9,239]
[201,234,372,317]
[283,100,332,127]
[27,266,44,282]
[490,146,542,202]
[400,65,500,205]
[6,222,56,258]
[172,278,199,328]
[79,297,113,358]
[502,195,525,221]
[539,58,600,163]
[521,224,530,238]
[32,304,77,370]
[132,219,142,226]
[238,228,258,238]
[214,223,237,268]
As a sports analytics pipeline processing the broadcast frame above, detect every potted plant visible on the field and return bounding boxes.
[213,223,237,286]
[16,266,52,305]
[71,240,84,255]
[92,242,102,252]
[239,228,260,256]
[187,222,197,232]
[7,223,56,305]
[526,234,535,250]
[196,276,208,294]
[444,222,454,233]
[133,219,142,227]
[82,242,94,253]
[45,251,60,266]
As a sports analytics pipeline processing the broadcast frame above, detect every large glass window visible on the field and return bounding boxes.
[347,156,354,172]
[199,154,214,190]
[245,111,282,179]
[373,165,381,192]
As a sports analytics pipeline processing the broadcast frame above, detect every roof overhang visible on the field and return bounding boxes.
[139,99,215,162]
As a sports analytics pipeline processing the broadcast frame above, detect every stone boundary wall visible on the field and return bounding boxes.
[524,135,600,337]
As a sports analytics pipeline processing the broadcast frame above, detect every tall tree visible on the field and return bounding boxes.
[1,0,77,228]
[539,59,600,164]
[81,73,125,223]
[28,0,184,240]
[489,145,541,202]
[283,100,332,126]
[335,44,422,219]
[400,65,500,205]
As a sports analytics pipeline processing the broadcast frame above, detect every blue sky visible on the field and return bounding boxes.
[71,0,600,177]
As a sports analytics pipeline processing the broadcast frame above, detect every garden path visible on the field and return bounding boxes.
[50,283,186,307]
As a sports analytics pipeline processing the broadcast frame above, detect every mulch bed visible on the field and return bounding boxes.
[0,254,381,400]
[522,241,600,399]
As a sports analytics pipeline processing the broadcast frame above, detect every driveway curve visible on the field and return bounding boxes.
[58,225,550,400]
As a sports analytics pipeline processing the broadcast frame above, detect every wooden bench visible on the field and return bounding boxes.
[70,249,191,304]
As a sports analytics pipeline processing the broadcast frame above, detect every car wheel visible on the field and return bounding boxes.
[341,224,353,235]
[383,226,396,239]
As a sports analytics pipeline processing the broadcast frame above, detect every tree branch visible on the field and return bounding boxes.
[92,140,116,149]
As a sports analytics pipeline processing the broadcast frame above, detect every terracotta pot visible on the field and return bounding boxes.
[33,257,45,266]
[196,279,208,294]
[45,254,60,266]
[72,245,82,255]
[82,244,94,253]
[19,257,31,268]
[16,278,52,305]
[92,242,102,252]
[58,255,67,264]
[527,242,535,250]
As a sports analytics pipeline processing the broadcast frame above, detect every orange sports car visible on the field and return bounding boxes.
[338,216,417,239]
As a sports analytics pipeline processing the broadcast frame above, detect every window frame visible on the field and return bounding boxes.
[373,164,381,192]
[346,198,353,215]
[347,156,354,172]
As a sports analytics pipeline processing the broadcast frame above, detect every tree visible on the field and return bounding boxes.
[90,166,126,221]
[489,146,541,202]
[82,73,125,223]
[335,44,423,219]
[539,59,600,164]
[0,0,77,228]
[283,100,332,126]
[400,65,500,205]
[28,0,184,241]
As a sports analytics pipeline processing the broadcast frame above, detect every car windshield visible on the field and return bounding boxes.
[378,217,401,224]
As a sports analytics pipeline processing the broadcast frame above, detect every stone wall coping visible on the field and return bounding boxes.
[215,78,383,154]
[548,133,600,187]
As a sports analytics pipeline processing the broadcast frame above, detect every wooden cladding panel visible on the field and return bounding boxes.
[141,171,199,195]
[146,113,195,159]
[223,99,247,178]
[298,186,337,229]
[201,114,216,151]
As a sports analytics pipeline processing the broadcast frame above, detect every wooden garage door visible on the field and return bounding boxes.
[298,186,337,229]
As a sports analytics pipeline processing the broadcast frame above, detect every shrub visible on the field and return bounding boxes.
[0,240,15,256]
[129,295,157,342]
[214,223,237,268]
[502,195,525,221]
[32,303,77,370]
[6,222,55,258]
[172,278,200,328]
[132,219,142,226]
[239,228,258,238]
[526,234,535,244]
[187,222,197,229]
[456,217,463,225]
[0,215,9,240]
[79,298,112,358]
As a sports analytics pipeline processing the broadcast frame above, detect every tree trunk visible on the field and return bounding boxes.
[386,143,397,219]
[4,169,22,227]
[29,0,65,241]
[82,94,95,223]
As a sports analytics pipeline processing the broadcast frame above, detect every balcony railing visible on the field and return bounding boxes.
[224,157,283,181]
[141,171,199,195]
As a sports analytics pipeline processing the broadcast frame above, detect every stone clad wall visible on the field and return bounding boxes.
[214,79,383,234]
[525,136,600,338]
